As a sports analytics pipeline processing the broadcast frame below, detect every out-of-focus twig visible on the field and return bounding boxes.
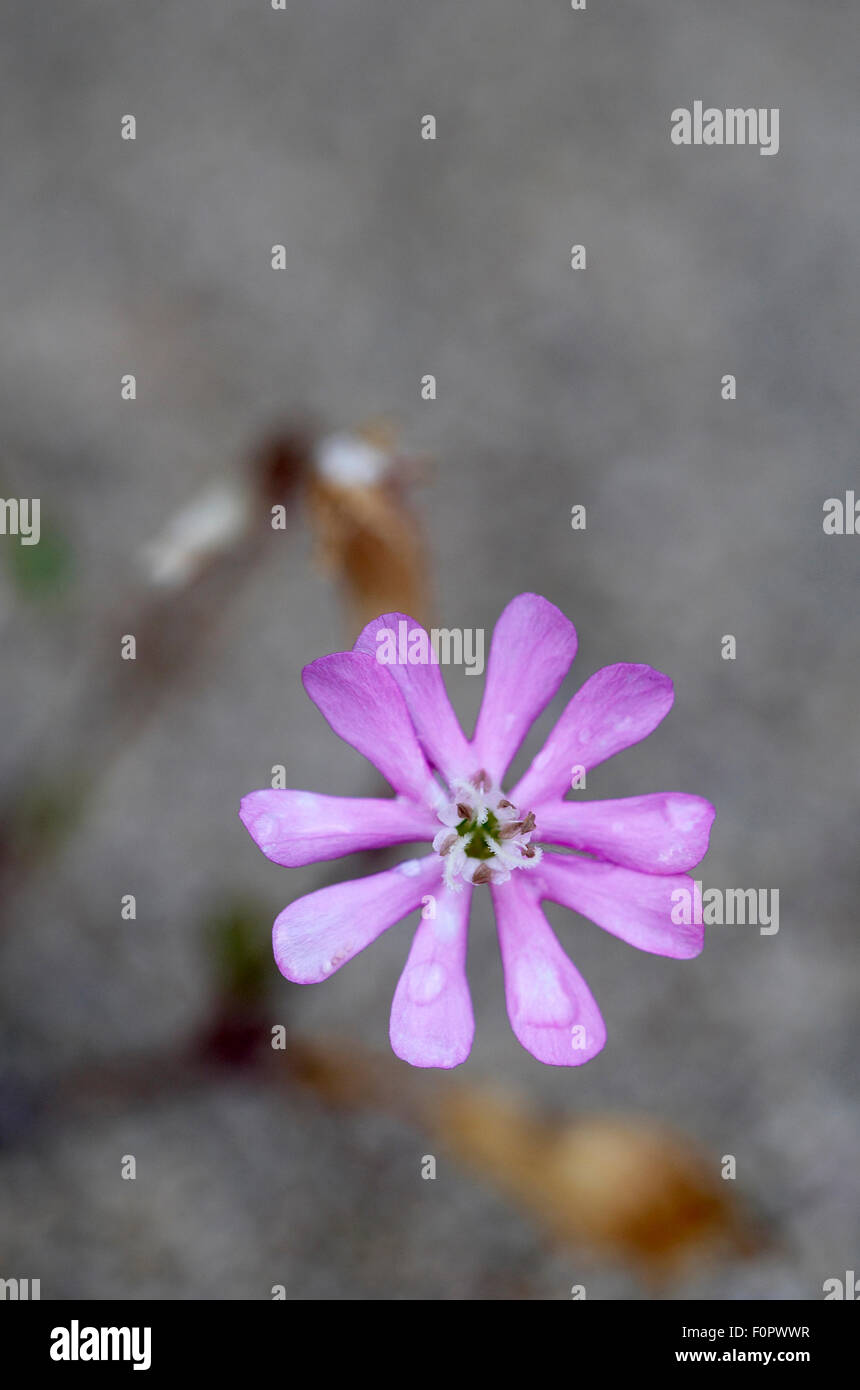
[31,997,763,1283]
[0,423,430,900]
[279,1036,762,1280]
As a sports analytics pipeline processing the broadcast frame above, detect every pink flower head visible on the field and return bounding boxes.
[240,594,714,1068]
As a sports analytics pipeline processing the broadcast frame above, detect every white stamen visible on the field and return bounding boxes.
[432,776,541,889]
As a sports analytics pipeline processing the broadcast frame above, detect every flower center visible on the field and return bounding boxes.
[432,770,541,889]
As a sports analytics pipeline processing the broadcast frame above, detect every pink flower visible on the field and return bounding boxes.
[240,594,714,1069]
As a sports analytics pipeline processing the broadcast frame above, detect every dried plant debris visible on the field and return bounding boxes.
[438,1087,756,1278]
[282,1037,757,1279]
[305,423,430,633]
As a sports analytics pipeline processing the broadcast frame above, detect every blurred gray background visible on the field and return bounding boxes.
[0,0,858,1299]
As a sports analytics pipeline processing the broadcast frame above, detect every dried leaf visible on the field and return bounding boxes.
[283,1040,757,1278]
[305,425,430,633]
[437,1087,758,1276]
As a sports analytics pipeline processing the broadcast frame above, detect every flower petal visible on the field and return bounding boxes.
[302,651,440,805]
[240,789,439,867]
[353,612,473,781]
[390,885,474,1068]
[273,855,441,984]
[533,793,715,874]
[536,852,703,959]
[512,663,674,807]
[471,594,578,782]
[491,874,606,1066]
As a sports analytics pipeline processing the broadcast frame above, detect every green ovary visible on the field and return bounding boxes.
[456,809,500,860]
